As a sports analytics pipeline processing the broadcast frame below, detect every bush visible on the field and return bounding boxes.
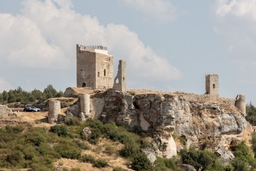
[131,153,153,171]
[246,103,256,125]
[50,125,71,137]
[112,167,128,171]
[30,163,52,171]
[104,145,117,156]
[25,131,46,146]
[93,159,108,168]
[154,157,177,171]
[54,140,81,159]
[75,140,90,150]
[5,125,25,134]
[79,154,95,163]
[88,128,101,144]
[120,141,140,158]
[71,168,81,171]
[6,150,24,165]
[231,141,256,170]
[38,143,60,159]
[181,148,218,170]
[65,117,81,126]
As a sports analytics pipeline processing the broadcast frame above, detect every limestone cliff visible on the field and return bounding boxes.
[65,88,251,161]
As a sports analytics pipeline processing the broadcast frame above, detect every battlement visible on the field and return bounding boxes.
[78,44,108,55]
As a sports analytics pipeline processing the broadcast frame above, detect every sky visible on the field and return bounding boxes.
[0,0,256,104]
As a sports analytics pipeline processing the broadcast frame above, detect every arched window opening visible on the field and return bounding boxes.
[98,72,100,77]
[213,84,215,89]
[115,78,119,83]
[82,83,86,87]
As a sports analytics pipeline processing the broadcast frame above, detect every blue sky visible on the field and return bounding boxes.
[0,0,256,104]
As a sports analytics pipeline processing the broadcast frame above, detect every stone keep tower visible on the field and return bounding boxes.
[205,74,219,96]
[76,44,114,89]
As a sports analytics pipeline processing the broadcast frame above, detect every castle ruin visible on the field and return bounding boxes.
[76,45,114,89]
[205,74,219,96]
[76,44,126,92]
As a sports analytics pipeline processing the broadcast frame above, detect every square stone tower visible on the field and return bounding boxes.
[205,74,219,96]
[76,44,114,89]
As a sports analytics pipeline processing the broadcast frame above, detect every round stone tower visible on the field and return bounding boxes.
[48,100,61,124]
[80,94,90,118]
[235,94,246,115]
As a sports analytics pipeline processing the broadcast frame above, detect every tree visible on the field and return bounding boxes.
[2,90,8,102]
[43,85,57,99]
[246,103,256,125]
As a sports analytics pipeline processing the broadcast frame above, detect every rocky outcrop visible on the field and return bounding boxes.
[66,89,250,160]
[0,105,11,118]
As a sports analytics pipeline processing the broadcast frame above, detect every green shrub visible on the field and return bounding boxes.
[88,128,101,144]
[131,153,153,171]
[65,117,81,126]
[25,131,46,146]
[181,148,218,170]
[120,141,140,158]
[30,163,52,171]
[93,159,108,168]
[79,154,95,163]
[71,168,81,171]
[50,125,72,137]
[38,143,60,159]
[6,150,24,165]
[5,125,25,134]
[54,140,81,159]
[113,167,128,171]
[75,140,90,150]
[104,145,117,156]
[155,156,177,171]
[231,141,256,170]
[23,145,36,160]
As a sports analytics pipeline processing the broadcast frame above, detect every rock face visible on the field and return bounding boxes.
[0,105,11,118]
[66,89,250,159]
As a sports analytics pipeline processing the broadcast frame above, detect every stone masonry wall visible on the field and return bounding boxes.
[76,44,114,89]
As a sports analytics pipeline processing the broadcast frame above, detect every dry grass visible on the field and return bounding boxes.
[54,138,133,171]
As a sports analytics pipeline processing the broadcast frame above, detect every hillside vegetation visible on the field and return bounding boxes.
[0,116,256,171]
[1,87,256,170]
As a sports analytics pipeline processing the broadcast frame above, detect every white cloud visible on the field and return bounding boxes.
[0,0,182,87]
[214,0,256,20]
[120,0,178,22]
[213,0,256,83]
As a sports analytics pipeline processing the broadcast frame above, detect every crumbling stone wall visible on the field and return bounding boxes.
[79,94,90,120]
[113,60,126,92]
[48,100,61,124]
[235,94,246,115]
[76,44,114,89]
[205,74,219,96]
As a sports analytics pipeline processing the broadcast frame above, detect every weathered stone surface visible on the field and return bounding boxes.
[99,89,249,159]
[141,148,156,164]
[65,89,250,160]
[215,148,235,164]
[81,127,92,140]
[0,105,10,118]
[180,164,197,171]
[65,111,73,121]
